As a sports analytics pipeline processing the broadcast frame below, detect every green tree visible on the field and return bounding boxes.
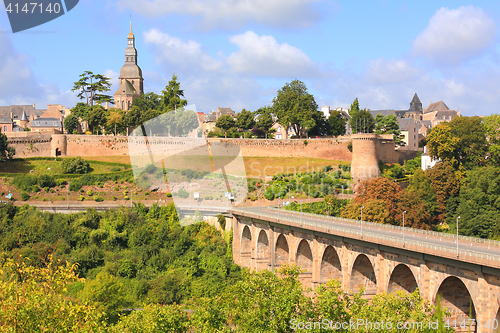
[161,74,188,112]
[0,132,15,162]
[255,106,275,137]
[308,110,330,137]
[407,168,438,218]
[85,105,107,134]
[64,113,80,134]
[448,116,488,169]
[328,110,347,137]
[70,102,89,120]
[236,109,256,131]
[216,115,236,138]
[72,71,113,107]
[79,271,128,324]
[451,166,500,238]
[131,92,162,112]
[396,191,432,229]
[375,114,403,145]
[62,157,91,174]
[109,304,189,333]
[427,123,460,167]
[225,265,313,332]
[350,109,375,134]
[0,258,103,332]
[272,79,318,138]
[428,161,459,222]
[106,109,124,136]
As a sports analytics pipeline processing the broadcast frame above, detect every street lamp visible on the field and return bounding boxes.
[402,211,406,248]
[300,200,302,224]
[456,216,461,258]
[360,206,364,239]
[327,203,330,216]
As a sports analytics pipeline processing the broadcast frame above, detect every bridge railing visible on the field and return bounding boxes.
[270,207,500,247]
[231,208,500,263]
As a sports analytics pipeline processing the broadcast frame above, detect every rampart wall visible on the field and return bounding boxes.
[5,133,417,182]
[5,134,354,161]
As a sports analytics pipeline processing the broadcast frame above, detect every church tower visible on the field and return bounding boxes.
[114,20,144,111]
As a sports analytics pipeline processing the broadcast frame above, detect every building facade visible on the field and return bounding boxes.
[114,21,144,111]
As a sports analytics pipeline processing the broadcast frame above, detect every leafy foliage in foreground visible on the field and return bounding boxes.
[0,203,240,311]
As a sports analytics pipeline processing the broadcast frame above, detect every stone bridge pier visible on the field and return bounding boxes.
[232,215,500,333]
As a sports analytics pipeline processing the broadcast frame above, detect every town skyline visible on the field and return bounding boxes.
[1,1,500,116]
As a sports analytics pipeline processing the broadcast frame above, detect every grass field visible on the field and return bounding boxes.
[0,158,130,176]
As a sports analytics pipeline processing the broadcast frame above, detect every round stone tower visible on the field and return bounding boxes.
[51,134,67,157]
[351,134,380,183]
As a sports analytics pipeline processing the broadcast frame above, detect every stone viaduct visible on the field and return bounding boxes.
[231,209,500,333]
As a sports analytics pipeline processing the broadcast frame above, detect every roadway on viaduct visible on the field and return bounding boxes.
[231,206,500,333]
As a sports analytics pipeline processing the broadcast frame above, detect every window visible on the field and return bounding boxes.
[3,126,6,132]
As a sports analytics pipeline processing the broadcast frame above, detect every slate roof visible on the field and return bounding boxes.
[0,105,45,120]
[398,118,414,132]
[31,118,62,128]
[409,93,423,111]
[425,101,449,113]
[0,115,13,124]
[369,109,397,118]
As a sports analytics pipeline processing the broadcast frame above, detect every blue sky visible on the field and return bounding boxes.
[1,0,500,116]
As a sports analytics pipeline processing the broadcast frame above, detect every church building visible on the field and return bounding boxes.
[114,21,144,111]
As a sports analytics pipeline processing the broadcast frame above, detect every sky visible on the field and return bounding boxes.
[1,0,500,116]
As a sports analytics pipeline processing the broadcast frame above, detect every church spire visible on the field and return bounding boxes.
[130,16,132,34]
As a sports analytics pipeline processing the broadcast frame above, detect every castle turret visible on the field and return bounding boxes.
[351,134,380,183]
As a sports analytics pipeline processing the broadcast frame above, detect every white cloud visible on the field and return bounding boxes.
[0,26,42,104]
[103,69,119,96]
[143,29,223,73]
[365,58,419,85]
[413,6,496,65]
[113,0,323,30]
[227,31,320,78]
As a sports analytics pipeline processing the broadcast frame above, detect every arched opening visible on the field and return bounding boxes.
[256,230,269,270]
[436,276,476,332]
[296,239,313,271]
[320,245,342,284]
[121,100,124,110]
[275,234,289,266]
[295,239,313,287]
[350,254,377,297]
[388,264,418,294]
[55,148,61,157]
[240,226,252,268]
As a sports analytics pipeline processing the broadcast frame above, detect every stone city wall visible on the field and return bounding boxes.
[6,134,354,161]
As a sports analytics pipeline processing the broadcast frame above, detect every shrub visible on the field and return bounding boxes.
[62,157,91,174]
[112,196,117,201]
[166,193,172,198]
[49,189,55,193]
[87,189,93,196]
[21,192,30,201]
[110,166,121,172]
[31,185,40,193]
[78,195,85,201]
[95,196,104,202]
[38,175,56,188]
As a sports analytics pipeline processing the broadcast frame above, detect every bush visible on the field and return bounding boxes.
[62,157,91,174]
[21,192,30,201]
[38,175,56,188]
[110,166,121,172]
[166,193,172,198]
[95,196,104,202]
[31,185,40,193]
[87,189,93,196]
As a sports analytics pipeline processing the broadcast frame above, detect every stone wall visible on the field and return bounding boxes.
[6,134,353,162]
